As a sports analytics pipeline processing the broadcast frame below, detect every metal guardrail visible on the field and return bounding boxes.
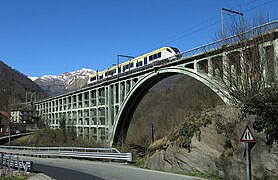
[0,153,33,172]
[0,146,132,162]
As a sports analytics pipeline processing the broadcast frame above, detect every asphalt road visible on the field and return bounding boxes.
[33,163,104,180]
[27,157,206,180]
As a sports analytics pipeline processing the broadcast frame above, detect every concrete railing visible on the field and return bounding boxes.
[0,146,132,162]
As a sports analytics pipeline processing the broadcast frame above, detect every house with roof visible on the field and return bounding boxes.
[0,111,10,136]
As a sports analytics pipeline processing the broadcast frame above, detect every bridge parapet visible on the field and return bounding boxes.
[180,20,278,59]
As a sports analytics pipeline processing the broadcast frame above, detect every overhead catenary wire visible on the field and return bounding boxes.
[129,0,277,57]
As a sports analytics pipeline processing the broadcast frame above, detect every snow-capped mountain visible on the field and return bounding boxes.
[33,68,96,96]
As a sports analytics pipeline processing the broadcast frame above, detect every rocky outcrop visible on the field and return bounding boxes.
[146,106,278,179]
[34,68,95,96]
[34,76,67,96]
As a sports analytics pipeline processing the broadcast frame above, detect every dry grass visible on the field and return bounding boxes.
[148,136,168,152]
[147,112,214,153]
[8,128,103,148]
[8,135,34,146]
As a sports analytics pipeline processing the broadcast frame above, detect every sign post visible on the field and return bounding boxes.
[240,125,256,180]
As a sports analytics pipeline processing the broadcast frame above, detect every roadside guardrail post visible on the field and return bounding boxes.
[24,163,27,172]
[1,152,3,169]
[127,152,132,162]
[29,161,33,172]
[8,154,11,170]
[17,156,20,172]
[0,153,33,172]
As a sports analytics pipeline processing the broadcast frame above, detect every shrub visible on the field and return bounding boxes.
[243,87,278,144]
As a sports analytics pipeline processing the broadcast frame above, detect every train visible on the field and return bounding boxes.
[87,47,181,85]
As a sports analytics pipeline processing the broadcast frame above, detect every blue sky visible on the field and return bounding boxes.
[0,0,277,77]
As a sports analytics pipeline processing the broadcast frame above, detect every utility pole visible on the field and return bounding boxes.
[116,55,134,73]
[3,89,9,111]
[245,142,251,180]
[26,92,36,107]
[240,125,257,180]
[151,123,155,143]
[221,8,245,43]
[8,122,11,145]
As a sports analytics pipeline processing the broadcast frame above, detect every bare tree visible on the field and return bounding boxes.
[215,15,277,102]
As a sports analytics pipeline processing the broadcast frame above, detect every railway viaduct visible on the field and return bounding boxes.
[35,21,278,147]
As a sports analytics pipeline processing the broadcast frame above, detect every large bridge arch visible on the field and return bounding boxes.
[34,26,278,147]
[111,66,231,146]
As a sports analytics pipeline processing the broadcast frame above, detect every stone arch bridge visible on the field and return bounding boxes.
[35,21,278,146]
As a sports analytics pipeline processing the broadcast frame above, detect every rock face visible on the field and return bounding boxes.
[146,106,278,179]
[34,68,95,96]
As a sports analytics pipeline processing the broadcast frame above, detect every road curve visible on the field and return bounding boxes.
[26,157,206,180]
[33,163,103,180]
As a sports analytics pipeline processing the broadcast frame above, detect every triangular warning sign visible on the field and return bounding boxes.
[240,125,256,142]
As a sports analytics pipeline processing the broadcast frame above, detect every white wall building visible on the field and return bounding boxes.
[10,110,33,124]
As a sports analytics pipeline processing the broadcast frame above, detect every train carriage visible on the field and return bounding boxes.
[88,47,180,85]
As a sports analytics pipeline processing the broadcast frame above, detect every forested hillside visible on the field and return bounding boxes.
[0,60,48,110]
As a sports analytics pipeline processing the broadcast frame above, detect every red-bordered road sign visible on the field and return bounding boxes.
[240,125,257,143]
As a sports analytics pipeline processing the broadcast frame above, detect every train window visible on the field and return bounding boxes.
[136,61,143,67]
[99,75,103,80]
[167,48,172,53]
[171,47,180,54]
[123,63,134,71]
[105,70,114,76]
[123,64,129,71]
[158,52,161,58]
[149,55,154,61]
[111,69,116,75]
[90,77,96,81]
[118,67,121,73]
[144,57,148,64]
[149,52,161,61]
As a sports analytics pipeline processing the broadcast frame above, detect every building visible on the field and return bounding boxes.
[0,111,10,136]
[10,109,33,124]
[0,110,28,135]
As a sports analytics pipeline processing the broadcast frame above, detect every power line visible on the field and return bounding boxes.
[244,0,276,14]
[133,15,220,55]
[173,0,276,46]
[130,0,277,56]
